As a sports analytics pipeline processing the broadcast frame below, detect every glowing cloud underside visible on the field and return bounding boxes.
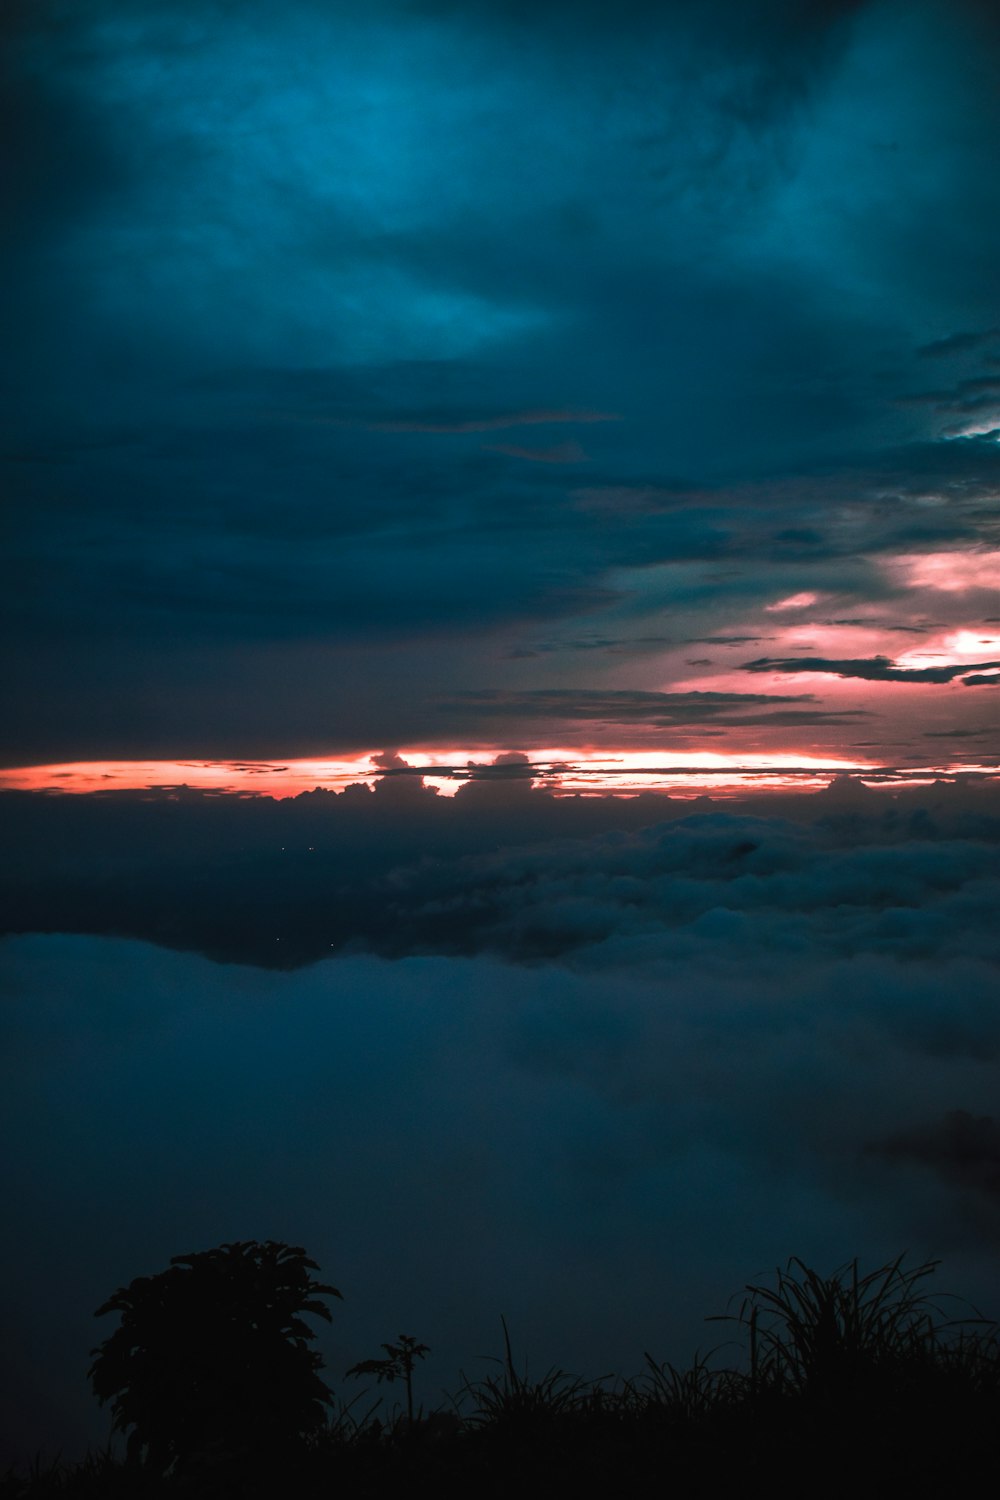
[886,551,1000,592]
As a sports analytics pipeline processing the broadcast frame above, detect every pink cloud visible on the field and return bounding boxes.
[765,591,820,612]
[886,550,1000,592]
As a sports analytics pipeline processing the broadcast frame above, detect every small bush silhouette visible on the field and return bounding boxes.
[88,1240,341,1471]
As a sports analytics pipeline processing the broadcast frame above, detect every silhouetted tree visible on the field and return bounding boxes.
[89,1240,341,1471]
[347,1334,431,1425]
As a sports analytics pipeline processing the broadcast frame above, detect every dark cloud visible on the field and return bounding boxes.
[436,687,865,727]
[824,619,929,632]
[2,0,1000,759]
[872,1110,1000,1201]
[688,635,764,645]
[4,779,1000,970]
[504,632,677,659]
[924,728,993,739]
[744,656,1000,684]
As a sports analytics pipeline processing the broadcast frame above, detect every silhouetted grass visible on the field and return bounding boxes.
[5,1254,1000,1498]
[456,1316,597,1432]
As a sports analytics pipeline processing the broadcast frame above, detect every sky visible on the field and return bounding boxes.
[2,0,1000,1467]
[2,0,999,778]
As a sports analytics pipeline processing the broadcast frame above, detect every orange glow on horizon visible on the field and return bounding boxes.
[1,748,995,799]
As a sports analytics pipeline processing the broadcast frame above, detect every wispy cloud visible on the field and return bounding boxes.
[370,409,619,434]
[438,687,866,726]
[916,326,1000,358]
[485,440,589,463]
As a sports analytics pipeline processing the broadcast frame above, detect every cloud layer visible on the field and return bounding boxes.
[5,786,1000,1461]
[5,779,999,967]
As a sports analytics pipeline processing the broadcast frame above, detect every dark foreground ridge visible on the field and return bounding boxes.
[3,1241,999,1497]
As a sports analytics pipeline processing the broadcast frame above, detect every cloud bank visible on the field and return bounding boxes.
[4,780,999,968]
[3,784,1000,1463]
[3,891,1000,1461]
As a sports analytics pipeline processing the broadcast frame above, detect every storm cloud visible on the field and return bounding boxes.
[3,0,1000,762]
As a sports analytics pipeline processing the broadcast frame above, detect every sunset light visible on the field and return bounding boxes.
[4,747,997,800]
[886,550,1000,592]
